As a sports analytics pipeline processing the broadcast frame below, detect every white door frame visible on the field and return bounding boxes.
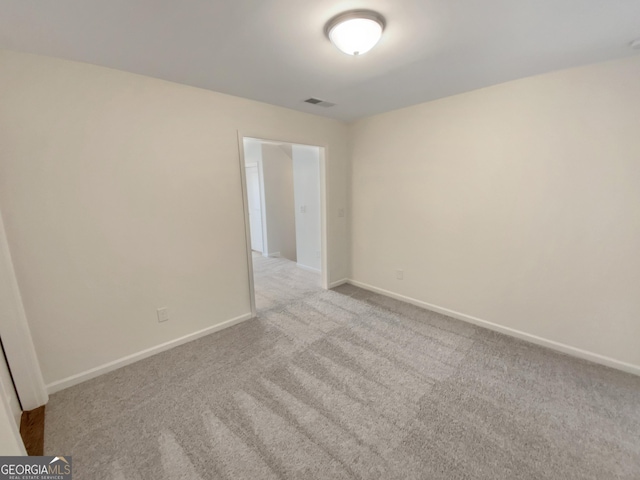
[0,211,48,411]
[0,339,22,427]
[237,132,329,318]
[0,373,27,455]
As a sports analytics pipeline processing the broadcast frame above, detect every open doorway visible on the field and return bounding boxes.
[240,136,327,316]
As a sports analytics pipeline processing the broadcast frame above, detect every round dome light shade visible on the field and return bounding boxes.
[326,12,385,56]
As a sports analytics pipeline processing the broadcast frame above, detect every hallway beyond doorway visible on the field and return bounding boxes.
[252,252,321,313]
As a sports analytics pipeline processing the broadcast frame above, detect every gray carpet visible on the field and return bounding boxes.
[45,254,640,479]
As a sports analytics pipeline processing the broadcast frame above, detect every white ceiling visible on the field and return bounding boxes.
[1,0,639,121]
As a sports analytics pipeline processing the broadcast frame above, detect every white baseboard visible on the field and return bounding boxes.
[297,263,321,274]
[347,279,640,377]
[46,312,254,394]
[267,252,281,258]
[328,278,348,289]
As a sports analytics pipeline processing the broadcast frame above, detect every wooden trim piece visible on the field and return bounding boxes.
[20,405,45,456]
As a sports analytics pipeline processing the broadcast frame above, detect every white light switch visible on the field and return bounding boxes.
[338,208,345,218]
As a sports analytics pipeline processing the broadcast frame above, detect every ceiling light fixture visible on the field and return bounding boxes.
[325,10,385,56]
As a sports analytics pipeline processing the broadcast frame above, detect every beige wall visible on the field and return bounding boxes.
[350,55,640,369]
[0,50,349,388]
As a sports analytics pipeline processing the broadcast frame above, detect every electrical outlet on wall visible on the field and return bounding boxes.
[396,270,404,280]
[157,307,169,323]
[338,208,345,218]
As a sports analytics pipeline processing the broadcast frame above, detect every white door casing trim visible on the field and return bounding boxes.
[0,211,48,410]
[0,373,26,455]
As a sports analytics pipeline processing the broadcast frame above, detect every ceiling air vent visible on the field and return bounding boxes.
[304,97,336,108]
